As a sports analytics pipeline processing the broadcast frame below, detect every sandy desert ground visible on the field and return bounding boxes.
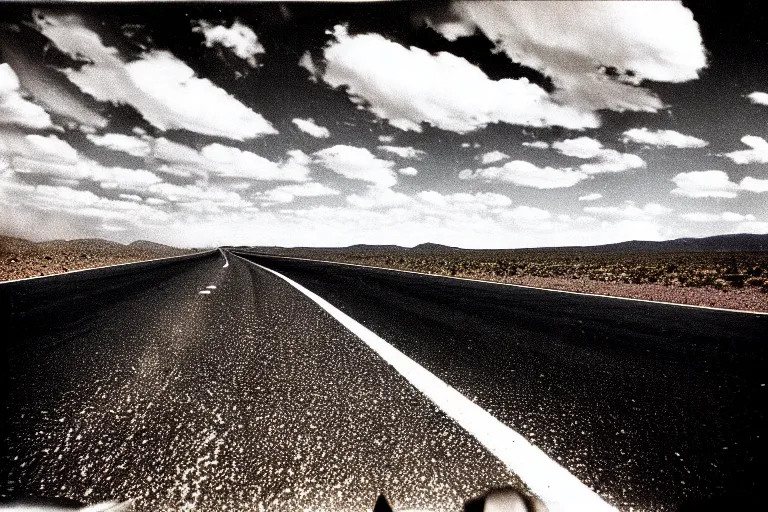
[0,236,196,282]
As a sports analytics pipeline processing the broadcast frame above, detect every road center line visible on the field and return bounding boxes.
[237,255,617,512]
[219,248,230,268]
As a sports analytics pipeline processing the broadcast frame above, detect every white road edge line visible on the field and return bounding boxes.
[219,248,230,268]
[239,253,768,316]
[0,250,215,286]
[235,254,616,512]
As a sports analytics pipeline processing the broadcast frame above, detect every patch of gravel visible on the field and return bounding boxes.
[0,236,196,282]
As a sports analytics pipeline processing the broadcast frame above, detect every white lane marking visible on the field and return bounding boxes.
[206,285,217,289]
[238,253,768,316]
[198,290,211,295]
[238,255,616,512]
[219,248,230,268]
[0,251,214,286]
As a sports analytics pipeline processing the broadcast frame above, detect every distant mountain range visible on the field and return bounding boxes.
[557,234,768,253]
[250,234,768,254]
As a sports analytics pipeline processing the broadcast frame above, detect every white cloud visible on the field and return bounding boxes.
[459,160,588,189]
[0,180,169,229]
[398,166,418,176]
[298,51,319,82]
[621,127,708,148]
[87,133,151,157]
[201,144,312,181]
[25,134,79,162]
[36,12,276,141]
[747,92,768,106]
[671,170,740,198]
[314,144,397,187]
[259,182,340,204]
[417,190,512,210]
[347,186,412,209]
[147,182,248,207]
[448,1,706,113]
[0,63,54,129]
[499,205,552,226]
[378,145,426,159]
[522,141,549,149]
[480,150,509,164]
[578,193,602,201]
[740,176,768,193]
[584,202,672,220]
[194,20,264,67]
[681,212,757,222]
[1,129,163,192]
[378,135,395,143]
[428,19,476,42]
[292,118,331,138]
[2,52,108,129]
[1,131,78,164]
[723,136,768,164]
[82,131,311,182]
[321,25,598,133]
[553,137,645,174]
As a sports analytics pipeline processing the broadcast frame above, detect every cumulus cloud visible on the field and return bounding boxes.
[584,201,672,220]
[1,132,162,192]
[578,193,602,201]
[81,131,311,182]
[378,145,426,159]
[201,145,312,181]
[671,170,740,198]
[292,118,331,138]
[347,186,412,209]
[621,127,708,148]
[0,179,169,229]
[314,144,397,187]
[671,171,768,198]
[87,133,152,157]
[398,166,418,176]
[522,141,549,149]
[259,182,340,204]
[553,137,645,174]
[321,25,597,133]
[681,212,757,223]
[722,136,768,164]
[0,44,108,129]
[747,92,768,106]
[447,1,706,113]
[298,51,319,82]
[35,12,276,140]
[193,20,264,67]
[740,176,768,193]
[0,63,54,129]
[459,160,588,189]
[480,150,509,164]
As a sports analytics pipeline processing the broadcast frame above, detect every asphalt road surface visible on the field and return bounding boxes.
[1,250,765,512]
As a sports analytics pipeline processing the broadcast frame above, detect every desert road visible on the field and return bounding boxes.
[1,250,765,512]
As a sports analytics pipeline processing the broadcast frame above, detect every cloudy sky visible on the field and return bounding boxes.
[0,1,766,248]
